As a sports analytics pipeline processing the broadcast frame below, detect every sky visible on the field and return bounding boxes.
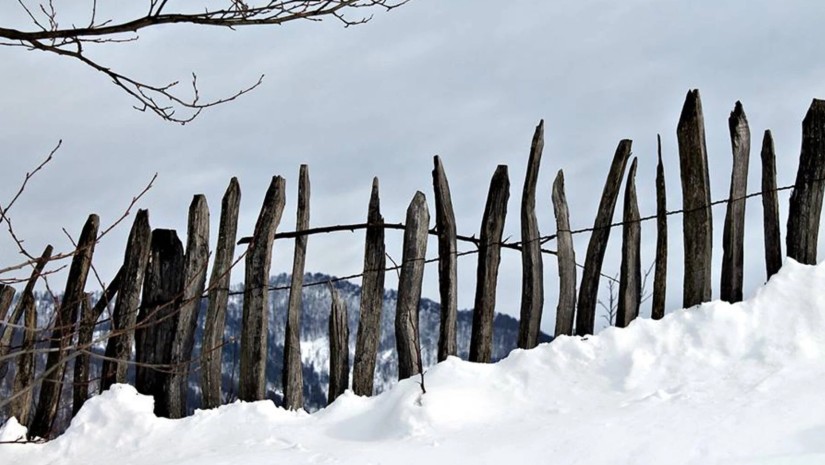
[3,0,825,334]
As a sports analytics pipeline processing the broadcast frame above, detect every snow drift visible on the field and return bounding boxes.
[3,259,825,465]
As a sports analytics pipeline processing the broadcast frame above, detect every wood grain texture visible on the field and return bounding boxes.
[721,102,750,303]
[518,120,545,349]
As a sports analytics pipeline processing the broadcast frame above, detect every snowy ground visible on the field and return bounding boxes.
[3,260,825,465]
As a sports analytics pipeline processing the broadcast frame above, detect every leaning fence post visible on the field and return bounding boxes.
[352,178,386,396]
[240,176,286,401]
[518,120,545,350]
[576,140,632,336]
[721,102,750,303]
[761,130,782,278]
[30,214,99,439]
[470,166,510,363]
[327,282,349,405]
[432,156,458,362]
[552,170,576,337]
[616,158,641,328]
[201,178,241,409]
[677,89,713,308]
[786,99,825,265]
[652,136,668,320]
[396,191,429,380]
[284,165,310,411]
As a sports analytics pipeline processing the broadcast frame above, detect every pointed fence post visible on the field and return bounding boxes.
[470,166,510,363]
[576,141,632,336]
[677,89,713,308]
[552,170,576,337]
[761,130,782,278]
[786,99,825,265]
[518,120,545,350]
[721,102,750,303]
[240,176,286,401]
[652,136,668,320]
[201,178,241,409]
[327,282,349,405]
[396,192,429,380]
[101,209,151,391]
[616,158,641,328]
[30,214,99,439]
[432,156,458,362]
[352,178,386,396]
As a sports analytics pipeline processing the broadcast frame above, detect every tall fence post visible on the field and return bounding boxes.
[576,140,631,336]
[396,191,429,380]
[552,170,576,337]
[652,135,668,320]
[327,282,349,404]
[761,130,782,278]
[721,102,750,303]
[101,209,151,391]
[284,165,310,411]
[30,214,99,439]
[786,99,825,265]
[201,177,241,409]
[616,158,640,328]
[470,166,510,363]
[240,176,286,401]
[677,89,713,308]
[518,120,545,350]
[432,156,458,362]
[352,178,386,396]
[71,294,94,417]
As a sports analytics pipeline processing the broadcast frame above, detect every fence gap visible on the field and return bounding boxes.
[327,282,349,405]
[552,170,576,337]
[761,130,782,279]
[396,192,429,380]
[652,135,667,320]
[721,101,750,303]
[518,120,545,350]
[432,156,458,362]
[616,158,641,328]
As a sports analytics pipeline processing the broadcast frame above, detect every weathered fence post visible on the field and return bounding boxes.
[652,135,668,320]
[0,285,14,328]
[677,89,713,308]
[761,130,782,278]
[432,156,458,362]
[71,294,94,417]
[518,120,545,350]
[168,195,210,418]
[201,178,241,409]
[101,209,151,391]
[284,166,310,411]
[721,102,750,303]
[576,141,632,336]
[552,170,576,337]
[616,158,640,328]
[328,282,349,404]
[396,192,429,380]
[240,176,286,401]
[135,229,185,418]
[786,99,825,265]
[352,178,386,396]
[30,214,99,439]
[470,166,510,363]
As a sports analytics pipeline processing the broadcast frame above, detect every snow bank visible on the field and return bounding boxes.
[4,259,825,465]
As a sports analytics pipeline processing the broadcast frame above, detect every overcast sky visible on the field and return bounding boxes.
[3,0,825,334]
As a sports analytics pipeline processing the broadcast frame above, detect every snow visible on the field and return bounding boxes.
[4,259,825,464]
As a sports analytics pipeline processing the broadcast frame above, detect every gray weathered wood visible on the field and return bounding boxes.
[0,285,17,378]
[552,170,576,337]
[352,178,386,396]
[721,102,750,303]
[652,135,668,321]
[327,282,349,405]
[201,177,241,409]
[168,195,210,419]
[518,120,545,350]
[135,229,185,418]
[470,166,510,363]
[101,209,151,391]
[72,294,94,417]
[396,191,429,379]
[677,89,713,308]
[787,99,825,265]
[31,214,99,439]
[0,285,14,324]
[761,130,782,278]
[284,165,310,411]
[616,158,641,328]
[240,176,286,401]
[576,140,632,336]
[432,156,457,362]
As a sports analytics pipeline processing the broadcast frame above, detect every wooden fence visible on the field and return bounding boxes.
[2,89,825,439]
